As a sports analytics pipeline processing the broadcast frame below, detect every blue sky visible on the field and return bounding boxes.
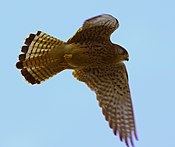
[1,0,175,147]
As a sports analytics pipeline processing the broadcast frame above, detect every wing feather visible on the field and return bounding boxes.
[73,63,138,147]
[67,14,119,43]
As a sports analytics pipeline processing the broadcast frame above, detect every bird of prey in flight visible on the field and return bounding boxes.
[16,14,138,147]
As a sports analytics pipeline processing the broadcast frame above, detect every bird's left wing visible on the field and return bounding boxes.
[67,14,119,43]
[73,63,138,147]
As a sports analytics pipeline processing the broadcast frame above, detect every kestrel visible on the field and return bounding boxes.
[16,14,138,147]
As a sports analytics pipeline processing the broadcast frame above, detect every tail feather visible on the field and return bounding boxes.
[16,31,67,84]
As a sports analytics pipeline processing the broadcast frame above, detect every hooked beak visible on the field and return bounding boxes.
[125,55,129,61]
[114,44,129,62]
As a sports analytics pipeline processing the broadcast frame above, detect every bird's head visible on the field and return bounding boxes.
[113,44,129,62]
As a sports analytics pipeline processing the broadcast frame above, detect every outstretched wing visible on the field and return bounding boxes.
[73,63,138,147]
[67,14,119,43]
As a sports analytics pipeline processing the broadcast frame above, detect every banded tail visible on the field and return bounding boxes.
[16,31,67,84]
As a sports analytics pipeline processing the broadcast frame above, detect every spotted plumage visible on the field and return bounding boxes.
[16,14,138,147]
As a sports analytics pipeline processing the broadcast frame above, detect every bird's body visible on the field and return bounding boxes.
[16,14,138,147]
[59,42,122,68]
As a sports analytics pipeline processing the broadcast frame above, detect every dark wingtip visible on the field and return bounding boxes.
[21,68,40,84]
[135,131,139,141]
[130,135,135,147]
[125,138,129,147]
[113,127,117,135]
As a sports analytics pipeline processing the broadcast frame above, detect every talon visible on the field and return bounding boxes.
[64,54,72,59]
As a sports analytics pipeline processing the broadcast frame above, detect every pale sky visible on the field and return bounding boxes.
[0,0,175,147]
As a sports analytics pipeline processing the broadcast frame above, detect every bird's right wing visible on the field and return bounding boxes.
[67,14,119,43]
[73,63,138,147]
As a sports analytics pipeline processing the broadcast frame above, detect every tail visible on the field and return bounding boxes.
[16,31,67,84]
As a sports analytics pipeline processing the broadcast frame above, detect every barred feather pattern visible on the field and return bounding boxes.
[16,14,138,147]
[67,14,118,44]
[73,63,138,147]
[16,31,66,84]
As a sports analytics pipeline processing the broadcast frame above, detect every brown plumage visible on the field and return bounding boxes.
[16,14,138,146]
